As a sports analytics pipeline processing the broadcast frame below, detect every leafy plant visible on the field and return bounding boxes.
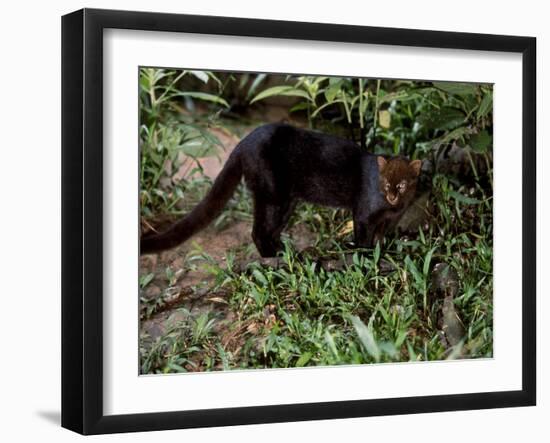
[250,76,493,158]
[139,68,230,217]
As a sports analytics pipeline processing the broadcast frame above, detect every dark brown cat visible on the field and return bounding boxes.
[141,123,421,257]
[366,156,421,246]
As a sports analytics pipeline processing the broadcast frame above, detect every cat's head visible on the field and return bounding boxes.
[377,156,422,206]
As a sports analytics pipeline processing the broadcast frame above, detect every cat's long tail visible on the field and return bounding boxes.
[140,148,243,254]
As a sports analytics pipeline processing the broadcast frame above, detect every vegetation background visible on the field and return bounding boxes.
[138,69,493,374]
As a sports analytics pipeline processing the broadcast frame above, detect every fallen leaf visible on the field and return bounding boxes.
[338,220,354,237]
[207,297,228,304]
[379,110,391,129]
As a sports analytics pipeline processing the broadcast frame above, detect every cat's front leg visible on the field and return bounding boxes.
[352,213,375,249]
[372,219,388,246]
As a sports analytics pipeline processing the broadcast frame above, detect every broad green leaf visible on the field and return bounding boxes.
[180,140,218,158]
[216,343,230,371]
[373,242,381,266]
[311,100,344,118]
[395,330,409,348]
[180,123,224,148]
[404,255,424,287]
[324,83,341,103]
[378,341,398,358]
[433,82,478,96]
[238,73,250,89]
[167,363,187,372]
[423,247,437,277]
[139,73,151,92]
[295,352,313,367]
[312,76,329,86]
[477,92,493,119]
[360,92,369,117]
[412,86,439,95]
[188,70,209,83]
[324,331,339,358]
[350,315,380,362]
[469,130,492,153]
[289,102,310,113]
[378,305,390,324]
[449,190,482,205]
[252,269,268,286]
[378,90,409,104]
[250,86,311,104]
[173,92,229,108]
[139,273,155,289]
[430,126,473,147]
[250,286,265,307]
[407,342,417,361]
[246,73,267,99]
[419,107,465,130]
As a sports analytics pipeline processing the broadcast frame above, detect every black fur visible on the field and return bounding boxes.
[140,123,419,257]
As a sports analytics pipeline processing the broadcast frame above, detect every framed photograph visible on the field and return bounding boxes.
[61,8,536,435]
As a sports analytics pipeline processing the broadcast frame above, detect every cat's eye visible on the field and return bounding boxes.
[384,182,390,191]
[397,181,407,193]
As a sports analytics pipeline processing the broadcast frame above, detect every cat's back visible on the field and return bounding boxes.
[248,123,359,162]
[238,123,361,181]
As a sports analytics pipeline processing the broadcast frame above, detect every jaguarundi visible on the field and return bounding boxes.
[140,123,422,257]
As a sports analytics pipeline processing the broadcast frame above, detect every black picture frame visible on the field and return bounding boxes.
[61,8,536,435]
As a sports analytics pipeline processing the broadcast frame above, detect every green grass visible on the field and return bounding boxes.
[139,170,493,373]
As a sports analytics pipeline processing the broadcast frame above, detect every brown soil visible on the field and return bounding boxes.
[175,127,244,182]
[140,220,250,340]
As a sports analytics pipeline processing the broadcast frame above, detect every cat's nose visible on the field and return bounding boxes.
[387,195,398,205]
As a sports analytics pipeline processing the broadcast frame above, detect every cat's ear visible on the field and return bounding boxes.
[377,156,387,171]
[410,159,422,176]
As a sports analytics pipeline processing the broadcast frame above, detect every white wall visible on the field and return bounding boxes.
[0,1,546,441]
